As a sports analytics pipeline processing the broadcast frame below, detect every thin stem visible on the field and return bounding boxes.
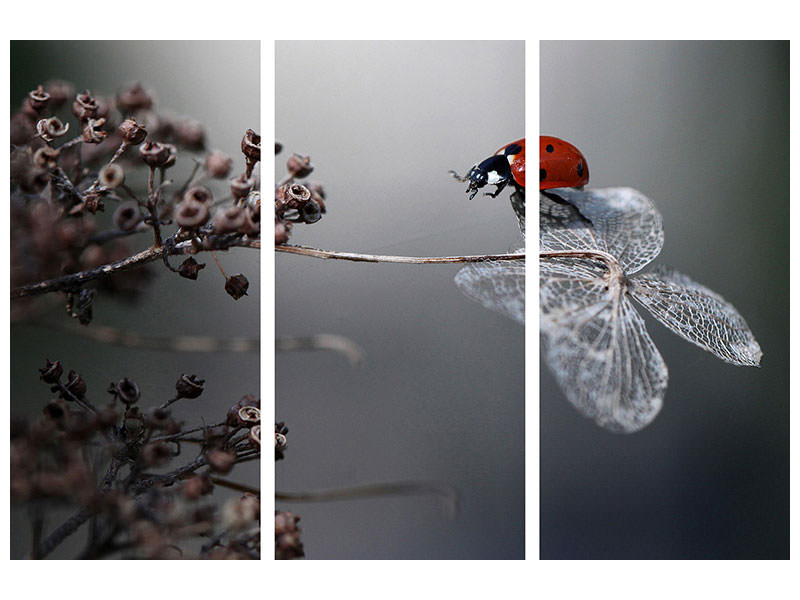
[276,243,524,265]
[208,476,259,495]
[147,167,162,247]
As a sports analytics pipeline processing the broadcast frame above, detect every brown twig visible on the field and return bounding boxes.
[276,243,524,264]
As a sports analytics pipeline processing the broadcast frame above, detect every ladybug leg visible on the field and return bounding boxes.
[540,189,593,226]
[485,180,508,198]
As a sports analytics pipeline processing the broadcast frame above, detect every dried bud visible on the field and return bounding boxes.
[33,146,61,170]
[174,198,209,229]
[249,425,261,448]
[213,205,246,234]
[112,200,141,231]
[224,274,249,300]
[141,441,172,467]
[64,370,87,398]
[182,475,213,500]
[66,289,95,325]
[275,141,283,154]
[82,192,104,214]
[39,359,63,384]
[275,511,304,559]
[116,82,153,113]
[307,182,327,213]
[286,153,313,178]
[237,406,261,425]
[183,186,213,205]
[72,90,99,121]
[243,203,260,237]
[36,116,70,142]
[81,118,108,144]
[115,377,141,406]
[175,374,205,399]
[226,395,259,426]
[301,199,322,224]
[229,173,254,200]
[241,129,261,164]
[45,80,74,108]
[275,219,291,245]
[27,85,51,113]
[175,117,205,149]
[161,143,178,169]
[178,256,205,280]
[206,449,236,474]
[205,150,233,178]
[100,164,126,189]
[286,183,311,204]
[118,118,148,145]
[139,140,171,168]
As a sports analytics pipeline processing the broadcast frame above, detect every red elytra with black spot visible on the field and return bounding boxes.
[496,138,526,188]
[539,136,589,190]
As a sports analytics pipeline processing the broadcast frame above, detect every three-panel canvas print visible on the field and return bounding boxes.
[8,39,788,562]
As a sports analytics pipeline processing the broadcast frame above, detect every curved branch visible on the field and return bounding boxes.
[11,237,260,300]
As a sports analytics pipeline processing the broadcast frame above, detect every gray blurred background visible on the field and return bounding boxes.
[540,41,788,559]
[10,41,260,558]
[276,41,524,559]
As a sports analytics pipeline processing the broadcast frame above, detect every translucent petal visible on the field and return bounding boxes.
[455,256,524,324]
[539,187,663,275]
[630,266,762,366]
[540,259,667,433]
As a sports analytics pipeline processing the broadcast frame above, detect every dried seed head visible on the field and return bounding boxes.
[177,257,206,280]
[174,198,209,229]
[141,441,172,467]
[175,117,205,149]
[183,186,213,205]
[116,82,154,113]
[230,173,254,200]
[139,140,171,168]
[33,146,61,170]
[39,359,63,384]
[100,164,126,189]
[36,116,70,142]
[116,377,141,406]
[249,425,261,448]
[204,150,233,178]
[27,85,50,113]
[112,200,141,231]
[213,205,246,233]
[118,118,148,145]
[224,274,249,300]
[275,219,291,245]
[81,192,104,214]
[206,449,236,474]
[182,475,213,500]
[243,203,260,237]
[81,118,108,144]
[64,370,87,398]
[72,90,99,121]
[175,374,205,399]
[45,80,74,108]
[286,153,313,178]
[241,129,261,164]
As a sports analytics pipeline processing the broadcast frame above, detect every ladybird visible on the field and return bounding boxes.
[539,136,589,191]
[452,138,526,200]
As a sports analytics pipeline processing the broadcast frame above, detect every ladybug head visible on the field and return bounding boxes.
[463,155,511,200]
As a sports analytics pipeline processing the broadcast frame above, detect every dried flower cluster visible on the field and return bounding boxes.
[11,360,260,559]
[11,80,260,317]
[10,80,261,560]
[274,143,325,245]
